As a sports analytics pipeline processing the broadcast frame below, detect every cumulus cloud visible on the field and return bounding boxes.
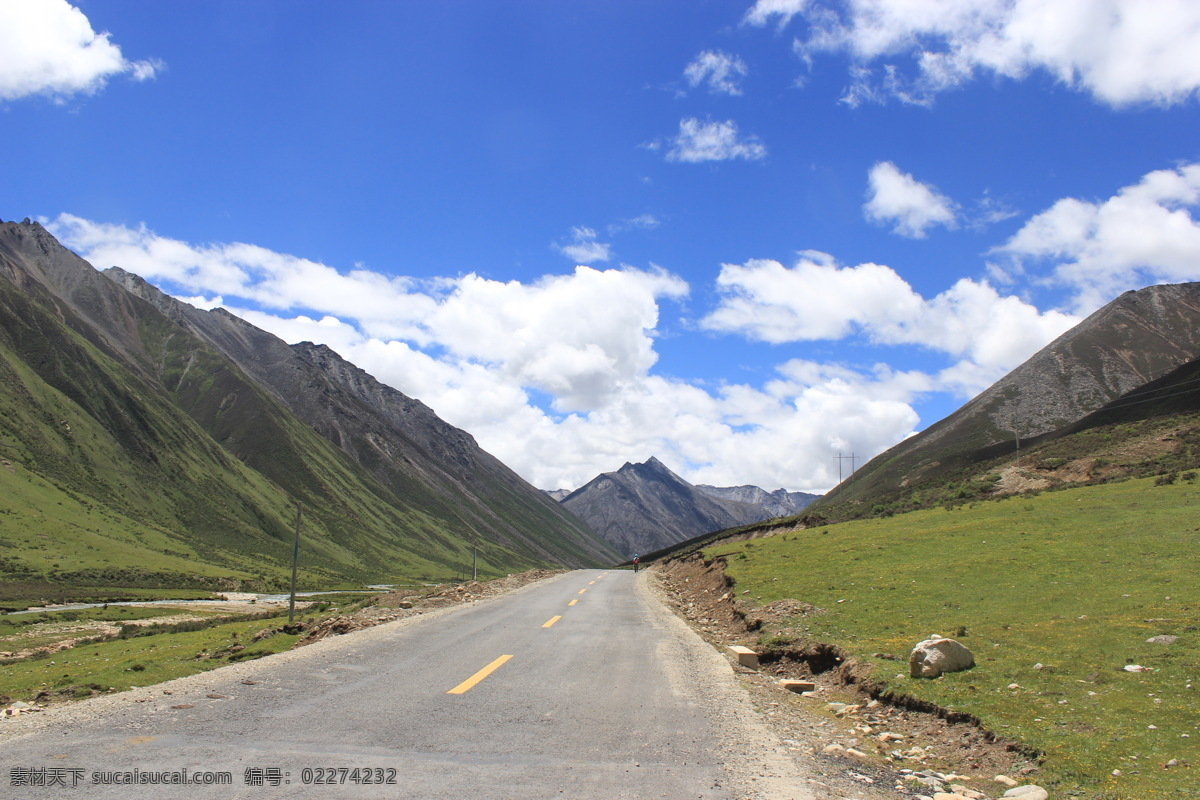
[0,0,162,102]
[47,213,437,342]
[998,162,1200,311]
[554,226,612,264]
[683,50,749,95]
[663,118,767,163]
[864,161,958,238]
[702,251,1078,396]
[754,0,1200,107]
[47,214,1080,494]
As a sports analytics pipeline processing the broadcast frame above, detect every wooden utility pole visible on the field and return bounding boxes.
[288,500,302,624]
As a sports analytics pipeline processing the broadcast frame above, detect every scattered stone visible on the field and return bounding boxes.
[994,775,1019,787]
[909,775,947,791]
[1002,786,1049,800]
[205,693,227,699]
[822,744,847,756]
[169,704,194,709]
[910,636,975,678]
[950,785,987,800]
[778,679,816,693]
[1146,635,1179,645]
[1124,664,1152,672]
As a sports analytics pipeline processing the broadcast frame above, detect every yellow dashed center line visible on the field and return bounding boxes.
[568,599,578,606]
[542,615,562,628]
[588,580,596,585]
[447,654,513,695]
[578,588,587,595]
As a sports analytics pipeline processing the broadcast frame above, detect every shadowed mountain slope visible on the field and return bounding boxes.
[0,219,616,589]
[818,282,1200,507]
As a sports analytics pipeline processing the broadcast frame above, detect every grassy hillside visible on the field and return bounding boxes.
[812,403,1200,526]
[706,476,1200,799]
[0,275,539,596]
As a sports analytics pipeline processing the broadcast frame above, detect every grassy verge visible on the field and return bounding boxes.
[0,614,306,704]
[708,476,1199,799]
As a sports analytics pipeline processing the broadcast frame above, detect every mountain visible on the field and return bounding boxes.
[0,218,618,590]
[102,266,614,569]
[556,457,815,556]
[695,484,818,518]
[817,282,1200,509]
[1056,355,1200,431]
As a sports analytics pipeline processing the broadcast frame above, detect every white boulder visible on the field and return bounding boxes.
[909,636,975,678]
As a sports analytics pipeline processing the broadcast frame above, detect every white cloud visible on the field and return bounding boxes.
[663,118,767,163]
[47,214,1080,494]
[743,0,812,29]
[683,50,749,95]
[608,214,661,234]
[702,251,1079,396]
[0,0,161,102]
[554,226,612,264]
[998,162,1200,311]
[772,0,1200,107]
[864,161,958,238]
[46,213,437,342]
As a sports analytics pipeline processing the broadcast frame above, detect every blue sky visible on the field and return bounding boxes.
[4,1,1200,493]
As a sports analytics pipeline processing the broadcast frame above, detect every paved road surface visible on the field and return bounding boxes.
[0,570,814,799]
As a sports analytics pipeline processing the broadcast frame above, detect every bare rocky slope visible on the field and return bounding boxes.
[558,457,813,556]
[820,282,1200,507]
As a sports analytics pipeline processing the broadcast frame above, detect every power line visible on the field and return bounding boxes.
[833,451,858,483]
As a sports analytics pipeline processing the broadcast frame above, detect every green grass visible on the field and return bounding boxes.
[710,476,1200,799]
[0,273,590,592]
[1,605,200,633]
[0,614,306,704]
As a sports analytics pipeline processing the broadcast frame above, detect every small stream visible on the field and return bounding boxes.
[5,590,359,616]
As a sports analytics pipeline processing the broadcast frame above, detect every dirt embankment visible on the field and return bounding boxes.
[654,554,1041,792]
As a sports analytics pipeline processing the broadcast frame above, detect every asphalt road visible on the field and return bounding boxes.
[0,570,795,800]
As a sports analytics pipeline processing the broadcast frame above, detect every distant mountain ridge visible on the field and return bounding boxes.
[0,218,618,590]
[553,457,818,556]
[695,484,817,519]
[819,282,1200,507]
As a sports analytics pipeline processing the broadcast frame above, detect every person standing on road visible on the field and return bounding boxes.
[632,554,640,573]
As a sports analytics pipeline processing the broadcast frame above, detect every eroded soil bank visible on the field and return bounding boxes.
[654,553,1044,797]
